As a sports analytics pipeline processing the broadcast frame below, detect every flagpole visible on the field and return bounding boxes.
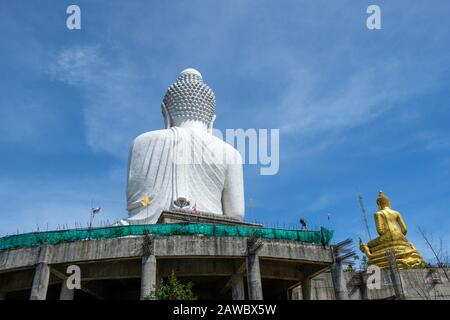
[89,199,94,229]
[87,200,93,240]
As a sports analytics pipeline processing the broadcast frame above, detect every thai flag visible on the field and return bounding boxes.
[92,206,102,215]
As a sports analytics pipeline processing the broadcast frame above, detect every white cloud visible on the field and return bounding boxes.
[49,45,161,157]
[277,56,442,139]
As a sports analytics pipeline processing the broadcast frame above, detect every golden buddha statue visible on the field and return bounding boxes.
[359,191,425,269]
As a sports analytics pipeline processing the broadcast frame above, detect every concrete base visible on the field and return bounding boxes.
[231,275,245,300]
[0,235,332,300]
[30,263,50,300]
[59,281,75,300]
[292,268,450,300]
[301,278,312,300]
[141,255,157,299]
[157,210,262,228]
[246,254,263,300]
[389,267,406,299]
[330,263,349,300]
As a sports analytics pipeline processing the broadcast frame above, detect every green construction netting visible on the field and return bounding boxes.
[0,224,333,251]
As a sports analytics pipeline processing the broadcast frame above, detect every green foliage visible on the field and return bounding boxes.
[344,264,355,272]
[360,255,368,270]
[144,272,197,300]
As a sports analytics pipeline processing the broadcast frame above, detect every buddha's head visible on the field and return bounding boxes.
[376,191,391,209]
[161,68,216,132]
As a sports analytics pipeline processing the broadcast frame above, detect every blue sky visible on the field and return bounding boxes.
[1,1,449,262]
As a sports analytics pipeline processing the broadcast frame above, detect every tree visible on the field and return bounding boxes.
[344,264,355,272]
[417,227,450,282]
[145,272,197,300]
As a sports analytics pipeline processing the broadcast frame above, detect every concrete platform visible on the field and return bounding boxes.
[157,210,262,227]
[0,235,333,300]
[292,268,450,300]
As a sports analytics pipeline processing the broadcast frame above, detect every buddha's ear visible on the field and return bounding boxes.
[207,115,216,134]
[161,102,172,128]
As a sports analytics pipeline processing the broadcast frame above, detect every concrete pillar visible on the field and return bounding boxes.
[358,271,368,300]
[389,268,405,300]
[286,288,295,300]
[59,281,75,300]
[330,263,349,300]
[30,263,50,300]
[246,254,263,300]
[301,278,312,300]
[231,274,245,300]
[140,254,157,299]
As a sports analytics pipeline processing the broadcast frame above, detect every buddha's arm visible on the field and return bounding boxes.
[375,213,385,236]
[397,212,408,235]
[125,140,137,203]
[222,156,245,220]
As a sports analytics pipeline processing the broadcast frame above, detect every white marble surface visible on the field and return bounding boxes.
[120,69,245,225]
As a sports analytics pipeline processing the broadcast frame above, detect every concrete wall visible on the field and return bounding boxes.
[0,236,333,272]
[0,236,333,300]
[293,268,450,300]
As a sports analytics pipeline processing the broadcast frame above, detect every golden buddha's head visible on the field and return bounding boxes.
[376,191,391,209]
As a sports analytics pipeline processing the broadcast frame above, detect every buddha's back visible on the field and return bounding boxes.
[125,126,243,224]
[119,68,245,225]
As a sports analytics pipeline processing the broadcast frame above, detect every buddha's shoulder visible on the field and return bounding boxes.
[132,129,174,145]
[223,140,243,157]
[188,131,242,163]
[375,208,399,216]
[205,134,239,152]
[212,137,243,163]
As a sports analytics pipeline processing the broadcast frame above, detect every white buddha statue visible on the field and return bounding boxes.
[119,68,245,225]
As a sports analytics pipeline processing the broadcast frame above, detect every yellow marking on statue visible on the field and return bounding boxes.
[140,196,151,207]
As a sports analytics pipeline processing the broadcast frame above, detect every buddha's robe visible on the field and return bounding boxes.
[368,209,408,248]
[121,127,244,225]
